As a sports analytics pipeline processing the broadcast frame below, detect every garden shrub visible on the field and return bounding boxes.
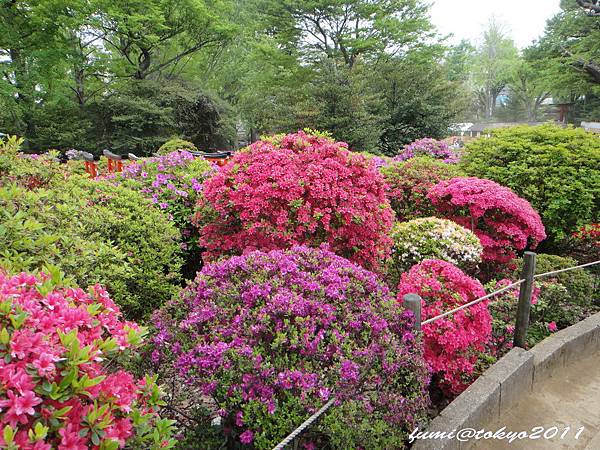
[0,270,176,449]
[564,224,600,275]
[153,246,430,449]
[488,266,597,356]
[117,150,214,279]
[395,138,459,163]
[157,138,197,155]
[195,130,394,271]
[0,178,183,321]
[461,124,600,243]
[396,259,492,396]
[386,217,482,287]
[428,177,547,269]
[381,157,463,221]
[0,136,70,190]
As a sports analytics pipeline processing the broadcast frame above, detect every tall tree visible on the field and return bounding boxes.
[471,19,519,119]
[260,0,434,68]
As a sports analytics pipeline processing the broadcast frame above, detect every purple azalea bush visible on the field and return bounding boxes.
[395,138,460,164]
[152,245,430,449]
[117,150,215,277]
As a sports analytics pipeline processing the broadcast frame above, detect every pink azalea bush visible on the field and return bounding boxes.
[152,246,430,449]
[394,138,459,164]
[0,271,176,449]
[194,131,394,271]
[428,177,547,268]
[397,259,492,396]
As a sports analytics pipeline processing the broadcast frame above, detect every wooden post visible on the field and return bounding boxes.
[514,252,537,348]
[403,294,422,332]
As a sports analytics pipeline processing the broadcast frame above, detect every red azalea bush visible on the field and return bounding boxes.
[397,259,492,396]
[381,157,463,221]
[152,245,430,449]
[428,177,546,268]
[0,270,176,450]
[194,131,394,270]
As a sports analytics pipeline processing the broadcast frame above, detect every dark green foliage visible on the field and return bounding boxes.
[461,124,600,244]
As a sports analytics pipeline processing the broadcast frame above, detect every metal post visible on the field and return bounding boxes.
[514,252,537,348]
[403,294,422,332]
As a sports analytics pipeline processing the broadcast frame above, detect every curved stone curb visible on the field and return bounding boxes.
[412,311,600,450]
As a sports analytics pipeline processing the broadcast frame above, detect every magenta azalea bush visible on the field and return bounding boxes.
[0,270,176,450]
[194,131,394,271]
[152,246,430,449]
[394,138,459,164]
[428,177,547,268]
[397,259,492,396]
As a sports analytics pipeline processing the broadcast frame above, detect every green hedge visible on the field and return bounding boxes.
[0,177,183,320]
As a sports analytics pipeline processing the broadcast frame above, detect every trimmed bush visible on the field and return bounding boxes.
[395,138,459,163]
[428,177,547,268]
[157,138,197,156]
[381,157,464,221]
[117,150,214,278]
[0,178,183,321]
[461,124,600,243]
[397,259,492,396]
[153,246,430,449]
[195,131,394,271]
[387,217,482,287]
[0,270,176,449]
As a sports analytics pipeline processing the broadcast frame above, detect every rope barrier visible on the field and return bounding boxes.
[422,279,526,325]
[534,259,600,279]
[271,398,336,450]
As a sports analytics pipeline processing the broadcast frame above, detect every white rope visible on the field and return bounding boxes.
[421,279,525,325]
[271,398,336,450]
[534,259,600,279]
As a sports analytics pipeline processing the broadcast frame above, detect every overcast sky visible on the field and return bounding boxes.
[429,0,562,49]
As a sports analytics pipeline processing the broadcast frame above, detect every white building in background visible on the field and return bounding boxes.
[581,122,600,134]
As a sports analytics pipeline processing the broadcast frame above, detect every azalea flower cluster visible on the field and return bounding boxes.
[0,271,176,449]
[387,217,482,286]
[428,177,547,268]
[117,150,214,275]
[381,157,463,221]
[397,259,492,395]
[153,246,430,449]
[394,138,460,164]
[195,131,394,270]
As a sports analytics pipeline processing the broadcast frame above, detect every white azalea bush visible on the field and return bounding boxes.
[386,217,483,287]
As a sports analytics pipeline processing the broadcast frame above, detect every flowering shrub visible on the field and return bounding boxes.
[489,254,597,355]
[153,246,430,449]
[381,157,463,221]
[118,151,214,278]
[0,270,176,449]
[195,131,394,270]
[395,138,459,164]
[0,136,70,190]
[566,224,600,273]
[157,138,197,156]
[397,259,492,396]
[387,218,482,287]
[428,177,547,269]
